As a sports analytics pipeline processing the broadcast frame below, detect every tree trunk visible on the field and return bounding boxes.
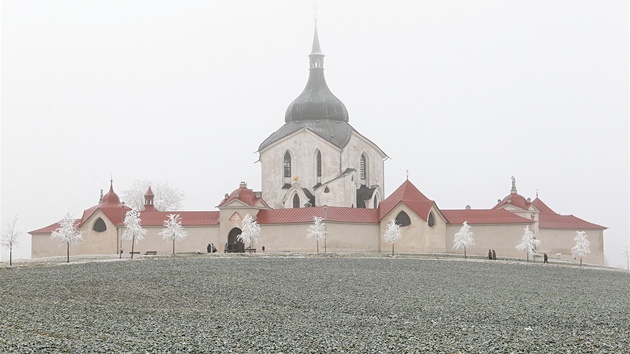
[464,247,467,259]
[9,244,12,266]
[580,257,583,266]
[66,242,70,263]
[526,252,529,262]
[316,238,319,253]
[391,243,395,256]
[131,237,135,259]
[173,240,175,255]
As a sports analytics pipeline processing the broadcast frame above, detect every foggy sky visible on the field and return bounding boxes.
[2,1,628,266]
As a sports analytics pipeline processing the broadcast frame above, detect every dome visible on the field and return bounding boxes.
[100,181,121,205]
[284,24,349,123]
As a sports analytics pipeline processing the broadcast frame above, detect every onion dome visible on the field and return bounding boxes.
[284,24,349,123]
[100,180,121,205]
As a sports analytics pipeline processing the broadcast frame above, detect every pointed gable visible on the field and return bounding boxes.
[379,180,436,221]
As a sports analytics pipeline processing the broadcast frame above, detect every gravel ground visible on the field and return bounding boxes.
[1,254,629,353]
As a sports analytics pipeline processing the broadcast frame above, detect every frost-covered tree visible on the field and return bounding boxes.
[122,209,146,258]
[159,214,188,255]
[51,212,84,263]
[516,225,541,262]
[238,214,261,253]
[1,215,22,266]
[306,216,326,253]
[382,220,403,256]
[122,180,185,211]
[452,221,475,259]
[571,231,591,266]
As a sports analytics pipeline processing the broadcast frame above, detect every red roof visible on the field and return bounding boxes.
[218,183,265,207]
[379,180,435,221]
[138,211,220,226]
[532,198,605,229]
[493,192,532,210]
[442,209,531,224]
[30,219,81,234]
[256,206,379,224]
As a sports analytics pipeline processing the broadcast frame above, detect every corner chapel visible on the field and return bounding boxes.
[29,24,606,265]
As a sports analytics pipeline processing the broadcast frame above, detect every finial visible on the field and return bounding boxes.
[510,176,517,194]
[406,170,409,180]
[313,3,318,23]
[99,189,103,203]
[536,189,539,198]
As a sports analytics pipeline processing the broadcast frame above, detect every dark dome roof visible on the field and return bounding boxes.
[284,25,348,123]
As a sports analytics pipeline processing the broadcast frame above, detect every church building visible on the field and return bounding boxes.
[30,25,606,265]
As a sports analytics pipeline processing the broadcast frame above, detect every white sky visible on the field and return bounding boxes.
[2,1,628,266]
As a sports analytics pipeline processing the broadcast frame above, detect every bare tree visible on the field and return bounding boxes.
[51,212,84,263]
[238,214,261,253]
[452,221,475,259]
[516,225,541,262]
[382,220,403,256]
[1,215,22,266]
[122,209,146,258]
[571,231,591,266]
[159,214,188,255]
[306,216,326,253]
[122,180,185,211]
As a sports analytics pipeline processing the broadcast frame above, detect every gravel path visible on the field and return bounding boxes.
[1,254,629,352]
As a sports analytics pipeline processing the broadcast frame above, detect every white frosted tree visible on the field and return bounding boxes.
[122,180,185,211]
[516,225,541,262]
[238,214,261,253]
[51,212,84,263]
[1,215,22,266]
[159,214,188,255]
[382,220,403,256]
[306,216,326,253]
[122,209,146,258]
[452,221,475,259]
[571,231,591,266]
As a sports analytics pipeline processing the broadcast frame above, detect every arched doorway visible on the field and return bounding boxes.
[226,227,245,253]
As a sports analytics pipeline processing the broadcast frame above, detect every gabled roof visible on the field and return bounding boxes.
[256,206,379,224]
[532,198,606,229]
[442,209,532,225]
[378,179,436,221]
[30,219,81,234]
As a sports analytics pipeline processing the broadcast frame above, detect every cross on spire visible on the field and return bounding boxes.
[313,3,319,22]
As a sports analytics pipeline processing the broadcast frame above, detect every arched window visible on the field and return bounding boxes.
[292,194,300,208]
[316,150,322,177]
[395,211,411,227]
[284,152,292,178]
[428,212,436,227]
[93,218,107,232]
[360,154,367,180]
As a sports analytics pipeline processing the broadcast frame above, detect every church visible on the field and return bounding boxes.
[30,25,606,265]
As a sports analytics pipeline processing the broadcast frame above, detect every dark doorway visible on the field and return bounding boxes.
[226,227,245,253]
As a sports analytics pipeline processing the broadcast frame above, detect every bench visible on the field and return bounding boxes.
[145,251,157,255]
[129,251,140,255]
[245,248,256,253]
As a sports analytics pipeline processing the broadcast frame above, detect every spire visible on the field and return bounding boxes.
[309,22,325,69]
[100,178,121,205]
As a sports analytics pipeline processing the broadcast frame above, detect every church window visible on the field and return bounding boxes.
[292,194,300,208]
[324,187,330,193]
[316,150,322,177]
[360,154,367,180]
[284,152,292,178]
[93,217,107,232]
[395,211,411,227]
[428,212,436,227]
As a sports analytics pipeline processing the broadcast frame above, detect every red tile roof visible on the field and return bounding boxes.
[30,219,81,234]
[378,180,435,221]
[218,184,265,207]
[532,198,605,229]
[256,206,379,224]
[493,192,532,210]
[442,209,532,225]
[137,211,220,226]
